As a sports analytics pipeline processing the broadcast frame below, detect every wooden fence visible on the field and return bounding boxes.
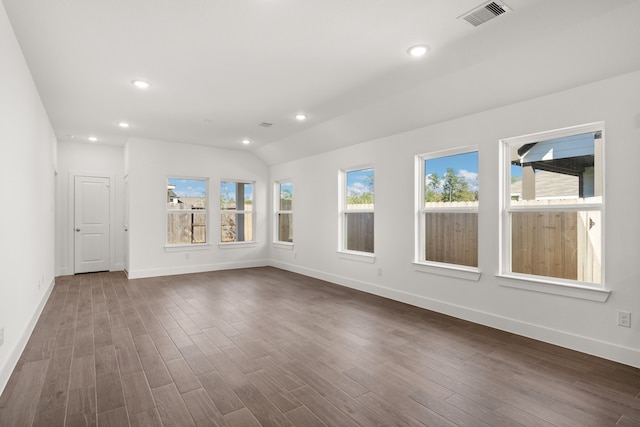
[167,212,206,244]
[511,211,578,280]
[511,211,602,283]
[424,212,478,267]
[346,212,374,253]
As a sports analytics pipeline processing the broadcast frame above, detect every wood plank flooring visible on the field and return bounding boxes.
[0,267,638,426]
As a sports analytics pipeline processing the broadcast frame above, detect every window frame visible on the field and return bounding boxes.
[414,146,481,280]
[274,180,293,246]
[219,179,256,246]
[165,176,209,248]
[498,122,607,297]
[338,166,375,260]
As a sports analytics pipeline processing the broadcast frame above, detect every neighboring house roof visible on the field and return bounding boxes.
[511,170,578,200]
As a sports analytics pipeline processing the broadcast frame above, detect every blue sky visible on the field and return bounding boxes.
[280,182,293,196]
[425,152,479,191]
[168,178,206,198]
[347,168,374,195]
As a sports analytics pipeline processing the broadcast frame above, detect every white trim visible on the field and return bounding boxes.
[337,250,376,263]
[274,180,294,245]
[166,176,209,247]
[272,242,294,250]
[413,262,481,281]
[164,243,212,252]
[0,277,55,396]
[338,166,375,255]
[220,180,256,244]
[218,242,258,249]
[499,122,605,288]
[269,261,638,368]
[415,148,479,268]
[496,274,610,302]
[127,259,268,279]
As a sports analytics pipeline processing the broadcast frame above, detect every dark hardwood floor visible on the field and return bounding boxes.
[0,267,638,426]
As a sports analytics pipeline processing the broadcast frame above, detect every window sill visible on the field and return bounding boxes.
[337,250,376,263]
[496,274,610,302]
[413,262,481,282]
[218,242,258,249]
[164,244,212,252]
[272,242,294,250]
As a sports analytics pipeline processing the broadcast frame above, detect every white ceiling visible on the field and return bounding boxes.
[3,0,639,165]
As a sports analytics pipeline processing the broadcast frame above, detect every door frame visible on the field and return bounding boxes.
[68,171,116,273]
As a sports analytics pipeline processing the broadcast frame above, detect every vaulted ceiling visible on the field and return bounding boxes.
[3,0,639,165]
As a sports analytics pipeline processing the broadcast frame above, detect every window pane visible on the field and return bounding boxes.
[511,211,601,283]
[424,212,477,267]
[167,213,206,244]
[168,178,206,210]
[221,181,253,210]
[509,132,601,205]
[345,212,374,253]
[278,213,293,242]
[221,213,253,242]
[346,168,374,208]
[279,182,293,211]
[424,152,478,208]
[220,181,237,210]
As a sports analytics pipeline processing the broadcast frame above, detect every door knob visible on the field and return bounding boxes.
[75,228,81,232]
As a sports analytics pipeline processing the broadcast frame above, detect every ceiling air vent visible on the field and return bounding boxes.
[259,122,273,128]
[459,1,510,27]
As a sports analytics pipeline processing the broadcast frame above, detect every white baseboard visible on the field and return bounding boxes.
[0,277,55,396]
[270,260,640,369]
[127,259,269,279]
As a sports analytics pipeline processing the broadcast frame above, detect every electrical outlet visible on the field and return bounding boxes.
[617,310,631,328]
[0,327,4,346]
[185,253,190,260]
[378,268,383,276]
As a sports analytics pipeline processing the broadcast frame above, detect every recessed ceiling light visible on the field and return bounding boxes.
[118,122,130,128]
[132,80,151,89]
[295,113,307,121]
[88,136,98,142]
[242,139,251,145]
[407,44,430,57]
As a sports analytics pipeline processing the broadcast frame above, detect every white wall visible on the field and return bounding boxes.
[0,2,56,392]
[126,137,270,279]
[55,140,125,276]
[269,71,640,368]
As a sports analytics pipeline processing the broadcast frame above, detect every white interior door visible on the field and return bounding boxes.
[123,177,129,273]
[75,175,110,273]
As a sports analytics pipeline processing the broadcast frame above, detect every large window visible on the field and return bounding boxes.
[275,181,293,243]
[417,149,479,268]
[501,123,603,285]
[220,181,254,243]
[340,168,374,254]
[167,178,207,245]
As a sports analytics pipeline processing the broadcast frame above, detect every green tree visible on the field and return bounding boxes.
[428,169,477,202]
[425,173,441,202]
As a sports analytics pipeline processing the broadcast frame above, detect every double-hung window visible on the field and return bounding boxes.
[500,122,604,285]
[166,177,208,245]
[416,148,479,269]
[220,181,254,243]
[340,167,375,254]
[275,181,293,243]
